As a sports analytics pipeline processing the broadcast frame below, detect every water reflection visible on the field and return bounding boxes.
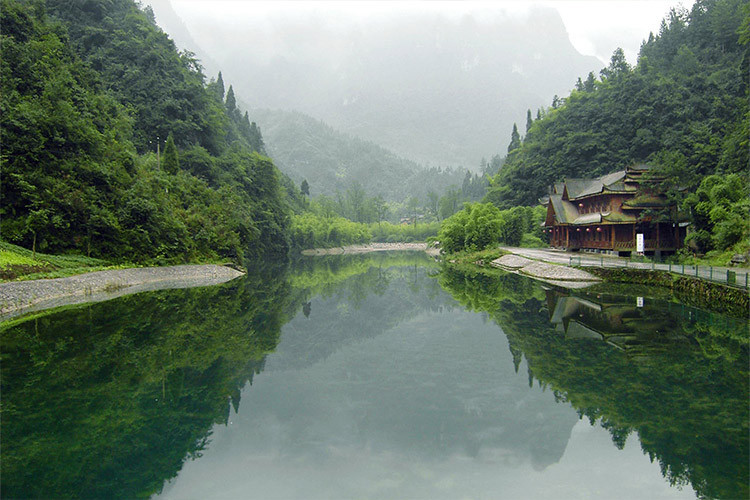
[0,264,293,499]
[439,266,749,500]
[1,255,746,499]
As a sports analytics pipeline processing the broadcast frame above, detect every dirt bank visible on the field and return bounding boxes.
[0,265,244,322]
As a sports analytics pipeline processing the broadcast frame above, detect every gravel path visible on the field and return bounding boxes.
[490,253,600,288]
[0,265,244,322]
[490,254,533,269]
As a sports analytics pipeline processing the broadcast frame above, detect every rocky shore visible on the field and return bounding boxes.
[490,254,600,289]
[0,265,244,322]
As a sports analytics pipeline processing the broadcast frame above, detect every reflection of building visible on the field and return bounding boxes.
[546,290,674,352]
[545,288,747,355]
[540,165,686,256]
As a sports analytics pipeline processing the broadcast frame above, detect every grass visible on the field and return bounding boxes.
[0,241,125,281]
[0,241,240,282]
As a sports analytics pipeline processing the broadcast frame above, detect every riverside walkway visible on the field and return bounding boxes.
[500,247,750,290]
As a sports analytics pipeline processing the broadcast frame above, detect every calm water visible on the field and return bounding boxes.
[1,253,747,499]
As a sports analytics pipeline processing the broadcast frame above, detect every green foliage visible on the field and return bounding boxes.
[251,109,466,203]
[369,222,440,243]
[438,203,548,253]
[507,123,521,153]
[1,0,293,264]
[0,266,295,499]
[437,267,748,500]
[683,173,750,254]
[486,0,748,209]
[290,213,372,250]
[162,133,179,174]
[439,203,501,253]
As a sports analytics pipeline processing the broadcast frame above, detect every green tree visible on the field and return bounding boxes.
[163,133,179,174]
[525,109,533,134]
[407,197,420,228]
[600,47,631,80]
[216,71,225,100]
[507,123,521,152]
[300,179,310,197]
[225,85,238,118]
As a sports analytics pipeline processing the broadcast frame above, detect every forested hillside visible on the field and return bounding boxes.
[1,0,300,264]
[487,0,748,210]
[252,108,466,202]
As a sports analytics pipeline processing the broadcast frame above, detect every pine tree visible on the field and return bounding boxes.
[240,111,252,140]
[216,71,225,100]
[525,109,533,134]
[300,179,310,196]
[584,72,596,92]
[249,122,265,154]
[163,132,179,174]
[225,85,237,114]
[507,123,521,153]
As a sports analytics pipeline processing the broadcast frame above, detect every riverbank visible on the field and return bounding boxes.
[0,265,244,322]
[301,242,440,256]
[448,247,748,319]
[489,254,601,289]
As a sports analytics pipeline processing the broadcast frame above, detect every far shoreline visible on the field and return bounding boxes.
[301,242,440,256]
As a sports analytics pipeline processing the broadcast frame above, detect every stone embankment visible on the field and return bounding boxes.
[302,243,440,256]
[490,254,600,289]
[0,265,244,321]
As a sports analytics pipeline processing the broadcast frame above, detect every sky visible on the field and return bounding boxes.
[169,0,683,65]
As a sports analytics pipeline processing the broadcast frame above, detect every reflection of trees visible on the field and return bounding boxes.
[438,267,749,500]
[274,255,451,371]
[0,264,294,499]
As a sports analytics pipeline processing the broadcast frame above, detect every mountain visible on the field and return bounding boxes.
[1,0,294,263]
[148,3,601,167]
[144,0,220,77]
[251,108,466,202]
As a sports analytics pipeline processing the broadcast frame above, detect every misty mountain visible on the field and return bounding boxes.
[164,6,601,167]
[145,0,221,77]
[251,108,466,201]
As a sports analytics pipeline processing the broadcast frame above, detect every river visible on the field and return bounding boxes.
[1,252,747,499]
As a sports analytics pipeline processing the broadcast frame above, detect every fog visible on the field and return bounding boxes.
[146,0,679,168]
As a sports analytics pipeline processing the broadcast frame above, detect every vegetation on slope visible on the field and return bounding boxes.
[484,0,748,257]
[1,0,298,265]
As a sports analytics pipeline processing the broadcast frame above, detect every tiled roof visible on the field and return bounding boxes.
[573,212,604,225]
[549,194,579,223]
[603,211,637,223]
[565,170,627,200]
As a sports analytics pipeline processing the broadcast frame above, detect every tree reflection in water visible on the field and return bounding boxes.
[438,266,749,500]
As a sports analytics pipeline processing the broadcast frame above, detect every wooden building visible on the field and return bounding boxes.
[541,164,686,256]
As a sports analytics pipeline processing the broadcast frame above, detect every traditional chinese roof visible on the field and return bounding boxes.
[549,194,579,223]
[564,170,628,200]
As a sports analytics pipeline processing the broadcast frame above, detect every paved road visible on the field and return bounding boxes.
[500,247,750,288]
